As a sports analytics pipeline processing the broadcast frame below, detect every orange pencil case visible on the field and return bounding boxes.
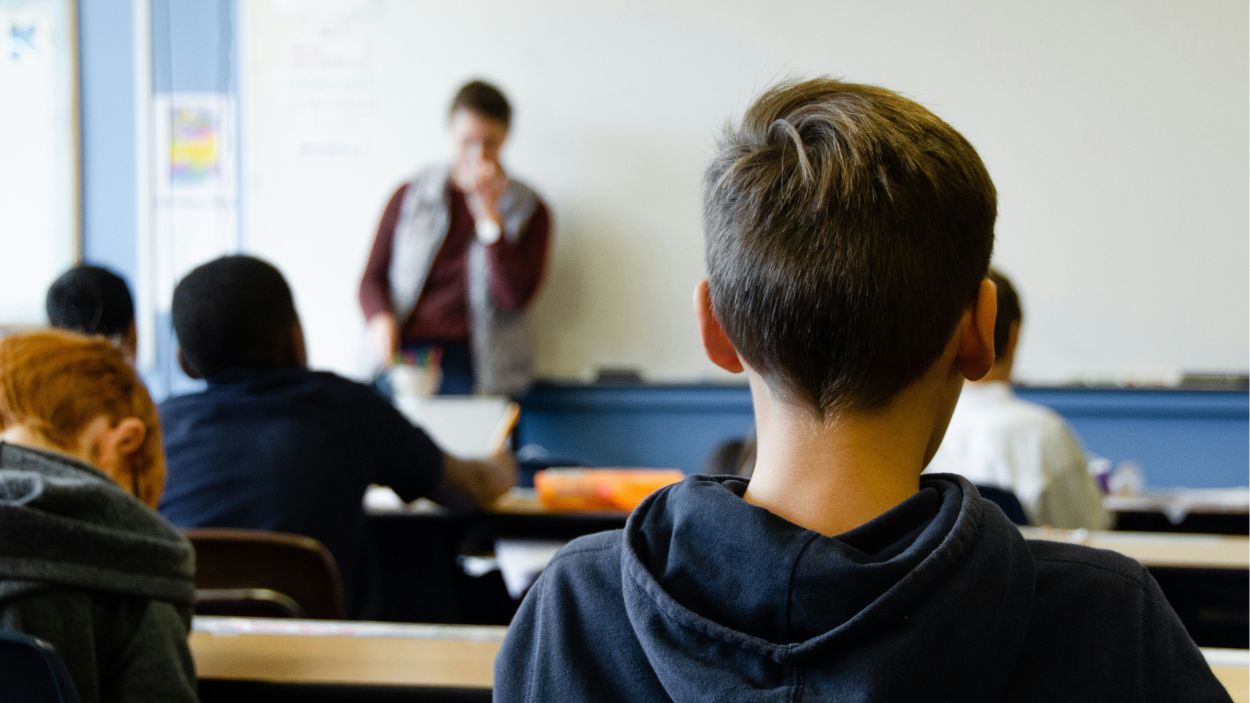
[534,468,685,512]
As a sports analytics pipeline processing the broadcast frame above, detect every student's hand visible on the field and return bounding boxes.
[438,449,518,508]
[368,312,399,366]
[483,445,519,499]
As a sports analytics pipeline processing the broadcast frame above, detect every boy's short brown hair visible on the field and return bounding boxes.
[703,78,996,415]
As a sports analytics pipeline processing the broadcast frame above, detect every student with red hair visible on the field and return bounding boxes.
[0,330,196,703]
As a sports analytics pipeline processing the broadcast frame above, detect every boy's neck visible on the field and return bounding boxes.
[741,375,951,537]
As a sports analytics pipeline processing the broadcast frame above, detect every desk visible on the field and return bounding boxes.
[193,617,501,702]
[1207,649,1249,703]
[1107,490,1249,535]
[192,617,1244,702]
[1019,528,1250,570]
[367,486,627,541]
[365,489,1248,646]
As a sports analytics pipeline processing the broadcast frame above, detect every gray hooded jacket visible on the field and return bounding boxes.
[0,443,198,703]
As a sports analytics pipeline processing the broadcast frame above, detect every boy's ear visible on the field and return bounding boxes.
[693,279,744,374]
[176,348,202,379]
[123,321,138,359]
[110,417,148,457]
[292,320,308,368]
[956,278,997,381]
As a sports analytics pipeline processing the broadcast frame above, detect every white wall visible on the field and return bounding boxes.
[240,0,1248,384]
[1,0,77,324]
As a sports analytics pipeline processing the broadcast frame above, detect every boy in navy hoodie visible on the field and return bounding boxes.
[495,79,1229,702]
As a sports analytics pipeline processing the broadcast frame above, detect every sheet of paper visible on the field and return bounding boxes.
[494,539,565,599]
[394,395,516,458]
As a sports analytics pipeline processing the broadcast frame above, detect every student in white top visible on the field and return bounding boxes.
[925,269,1111,529]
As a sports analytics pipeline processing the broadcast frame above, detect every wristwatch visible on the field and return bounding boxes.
[475,218,502,245]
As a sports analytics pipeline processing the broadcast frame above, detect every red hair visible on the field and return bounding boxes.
[0,329,165,507]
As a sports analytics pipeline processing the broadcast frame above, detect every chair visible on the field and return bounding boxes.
[975,484,1030,526]
[185,528,346,619]
[0,630,81,703]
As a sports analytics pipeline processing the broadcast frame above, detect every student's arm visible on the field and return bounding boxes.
[366,382,516,506]
[1035,422,1112,530]
[105,602,199,703]
[434,447,518,508]
[485,201,551,311]
[1141,571,1233,703]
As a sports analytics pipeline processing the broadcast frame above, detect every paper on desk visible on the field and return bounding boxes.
[362,485,440,513]
[1104,487,1250,524]
[394,395,515,458]
[495,539,565,599]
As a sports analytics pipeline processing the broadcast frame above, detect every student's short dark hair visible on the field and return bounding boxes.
[703,78,997,415]
[988,268,1022,357]
[449,80,511,128]
[46,264,135,340]
[172,256,299,379]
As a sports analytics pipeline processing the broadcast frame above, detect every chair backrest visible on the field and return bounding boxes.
[185,528,346,619]
[0,630,82,703]
[975,484,1030,526]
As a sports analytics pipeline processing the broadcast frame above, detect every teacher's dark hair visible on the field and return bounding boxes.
[703,77,996,416]
[172,256,301,379]
[450,80,512,128]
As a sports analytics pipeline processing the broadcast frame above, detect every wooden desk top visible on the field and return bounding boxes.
[1207,649,1249,703]
[1019,527,1249,570]
[192,617,1244,699]
[191,617,503,689]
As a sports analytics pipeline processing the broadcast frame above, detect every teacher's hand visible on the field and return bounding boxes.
[368,312,399,366]
[469,160,508,225]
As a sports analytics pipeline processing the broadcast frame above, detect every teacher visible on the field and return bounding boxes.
[359,80,551,396]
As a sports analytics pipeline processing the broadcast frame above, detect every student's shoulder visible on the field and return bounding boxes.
[542,531,624,585]
[305,370,390,404]
[157,387,208,413]
[1027,538,1147,588]
[550,530,623,565]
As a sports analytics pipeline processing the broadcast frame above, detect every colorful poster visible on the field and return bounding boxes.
[153,93,236,202]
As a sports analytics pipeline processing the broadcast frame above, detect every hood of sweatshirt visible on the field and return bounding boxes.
[0,443,195,606]
[620,474,1036,702]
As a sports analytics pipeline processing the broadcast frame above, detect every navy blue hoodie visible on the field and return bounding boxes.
[496,474,1229,702]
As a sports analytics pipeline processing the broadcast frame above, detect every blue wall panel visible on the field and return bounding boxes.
[516,383,1248,489]
[78,0,138,280]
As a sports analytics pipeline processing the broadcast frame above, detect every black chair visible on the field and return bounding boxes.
[0,630,81,703]
[186,528,346,619]
[976,484,1030,525]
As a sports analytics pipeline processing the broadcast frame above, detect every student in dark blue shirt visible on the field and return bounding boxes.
[159,256,515,618]
[495,79,1229,701]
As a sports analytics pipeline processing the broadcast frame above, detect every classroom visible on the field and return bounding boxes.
[1,0,1247,701]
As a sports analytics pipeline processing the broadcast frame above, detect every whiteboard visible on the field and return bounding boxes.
[239,0,1249,385]
[0,0,78,324]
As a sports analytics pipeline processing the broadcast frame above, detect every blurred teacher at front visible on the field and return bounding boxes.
[359,80,551,397]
